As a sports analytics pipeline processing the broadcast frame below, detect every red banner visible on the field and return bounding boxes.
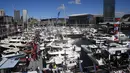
[115,18,120,21]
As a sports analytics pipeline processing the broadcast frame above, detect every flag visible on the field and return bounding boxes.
[114,24,118,27]
[114,30,118,34]
[114,35,118,39]
[57,11,60,19]
[57,4,65,10]
[114,27,118,31]
[114,35,119,41]
[56,11,61,24]
[115,21,120,24]
[115,18,120,21]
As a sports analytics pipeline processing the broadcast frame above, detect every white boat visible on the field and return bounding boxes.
[108,47,129,54]
[92,38,105,44]
[8,39,26,47]
[121,41,130,47]
[89,28,97,33]
[81,44,98,53]
[46,38,80,69]
[47,56,64,64]
[108,32,129,41]
[2,48,24,58]
[40,43,45,50]
[1,36,32,47]
[2,51,19,58]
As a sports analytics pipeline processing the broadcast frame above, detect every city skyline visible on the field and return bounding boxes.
[0,0,130,18]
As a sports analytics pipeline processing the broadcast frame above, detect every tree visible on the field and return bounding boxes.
[28,18,38,27]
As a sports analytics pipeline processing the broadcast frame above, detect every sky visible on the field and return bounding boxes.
[0,0,130,19]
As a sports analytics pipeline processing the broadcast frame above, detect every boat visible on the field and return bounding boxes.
[107,32,129,42]
[81,41,130,73]
[45,37,81,70]
[1,36,32,48]
[2,49,25,58]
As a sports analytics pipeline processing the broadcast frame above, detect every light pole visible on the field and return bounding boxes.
[6,25,9,37]
[6,16,9,38]
[64,49,67,73]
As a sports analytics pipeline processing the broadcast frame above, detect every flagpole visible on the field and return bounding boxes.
[63,4,66,27]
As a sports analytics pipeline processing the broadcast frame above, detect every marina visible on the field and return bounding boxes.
[0,0,130,73]
[0,25,130,73]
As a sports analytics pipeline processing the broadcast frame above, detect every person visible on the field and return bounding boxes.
[25,56,30,71]
[36,67,42,73]
[26,56,30,67]
[73,45,75,51]
[49,63,53,73]
[43,57,47,68]
[49,63,53,69]
[53,62,57,69]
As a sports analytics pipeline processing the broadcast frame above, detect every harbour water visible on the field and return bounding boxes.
[73,39,91,47]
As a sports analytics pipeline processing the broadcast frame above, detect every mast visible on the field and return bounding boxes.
[63,4,66,27]
[63,4,67,39]
[119,18,121,42]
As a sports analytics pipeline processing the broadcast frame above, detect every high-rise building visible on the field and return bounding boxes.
[103,0,115,22]
[0,16,16,39]
[14,10,20,22]
[0,9,5,16]
[22,10,28,23]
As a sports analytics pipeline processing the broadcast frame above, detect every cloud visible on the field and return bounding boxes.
[115,12,125,14]
[75,0,81,4]
[68,1,74,4]
[115,12,125,17]
[68,0,81,4]
[57,4,65,10]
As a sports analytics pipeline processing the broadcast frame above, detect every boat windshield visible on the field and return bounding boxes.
[9,41,16,43]
[12,37,17,39]
[3,52,15,55]
[47,37,53,40]
[21,41,26,44]
[9,45,15,48]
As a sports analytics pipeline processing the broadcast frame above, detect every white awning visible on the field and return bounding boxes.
[0,58,19,69]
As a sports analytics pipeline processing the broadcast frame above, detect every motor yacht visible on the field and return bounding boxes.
[107,32,129,42]
[1,36,32,47]
[1,46,25,58]
[81,45,98,53]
